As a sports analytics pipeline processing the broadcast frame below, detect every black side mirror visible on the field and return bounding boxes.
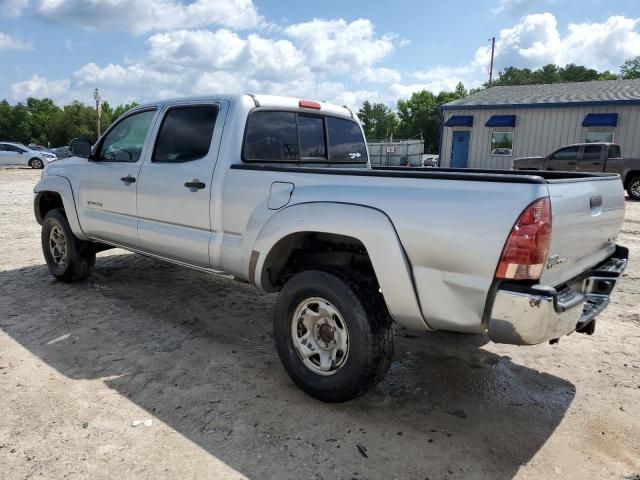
[70,138,93,158]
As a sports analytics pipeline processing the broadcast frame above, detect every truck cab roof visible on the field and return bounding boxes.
[132,94,356,120]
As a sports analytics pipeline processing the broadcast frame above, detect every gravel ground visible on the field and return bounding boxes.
[1,167,639,480]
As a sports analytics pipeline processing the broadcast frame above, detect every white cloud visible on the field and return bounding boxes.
[284,18,395,73]
[21,19,399,107]
[360,67,401,84]
[0,32,31,50]
[10,75,70,100]
[477,13,640,73]
[1,0,29,17]
[33,0,262,34]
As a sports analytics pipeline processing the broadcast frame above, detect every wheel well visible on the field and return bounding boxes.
[261,232,378,292]
[35,191,64,224]
[625,171,640,187]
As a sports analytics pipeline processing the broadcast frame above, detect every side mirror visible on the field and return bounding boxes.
[70,138,93,158]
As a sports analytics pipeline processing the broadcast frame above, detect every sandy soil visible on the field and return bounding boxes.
[0,167,639,480]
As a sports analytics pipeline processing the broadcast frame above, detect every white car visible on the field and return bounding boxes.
[0,142,57,169]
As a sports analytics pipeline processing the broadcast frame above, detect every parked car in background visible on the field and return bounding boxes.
[421,154,439,167]
[0,142,57,168]
[513,143,640,200]
[51,146,72,158]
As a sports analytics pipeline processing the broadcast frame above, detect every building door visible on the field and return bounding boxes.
[451,131,470,168]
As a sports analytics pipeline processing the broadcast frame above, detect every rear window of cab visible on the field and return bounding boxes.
[243,110,368,164]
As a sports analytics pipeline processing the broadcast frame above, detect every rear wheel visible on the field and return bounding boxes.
[627,176,640,201]
[274,270,394,402]
[41,209,95,282]
[30,158,44,169]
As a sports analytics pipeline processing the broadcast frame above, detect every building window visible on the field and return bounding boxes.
[490,131,513,156]
[585,131,614,143]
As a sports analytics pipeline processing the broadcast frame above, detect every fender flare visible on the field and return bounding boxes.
[252,202,429,330]
[34,175,89,241]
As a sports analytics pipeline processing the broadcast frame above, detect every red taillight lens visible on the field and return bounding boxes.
[496,197,551,281]
[299,100,321,109]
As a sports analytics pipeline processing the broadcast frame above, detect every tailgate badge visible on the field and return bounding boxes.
[546,254,568,270]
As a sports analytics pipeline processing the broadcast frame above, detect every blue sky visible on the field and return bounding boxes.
[1,0,639,107]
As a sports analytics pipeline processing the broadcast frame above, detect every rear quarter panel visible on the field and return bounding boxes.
[221,167,548,333]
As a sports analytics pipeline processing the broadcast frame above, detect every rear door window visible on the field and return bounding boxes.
[244,111,298,162]
[582,145,601,161]
[327,117,367,163]
[608,144,621,158]
[153,105,218,163]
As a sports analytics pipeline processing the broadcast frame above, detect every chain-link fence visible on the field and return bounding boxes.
[367,139,425,166]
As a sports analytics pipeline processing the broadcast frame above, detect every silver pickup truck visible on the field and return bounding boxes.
[34,94,628,402]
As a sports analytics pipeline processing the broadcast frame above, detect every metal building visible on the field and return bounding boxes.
[439,79,640,169]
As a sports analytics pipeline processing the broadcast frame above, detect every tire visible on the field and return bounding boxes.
[30,158,44,169]
[274,269,394,402]
[627,176,640,201]
[41,209,95,282]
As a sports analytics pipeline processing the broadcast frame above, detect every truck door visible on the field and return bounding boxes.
[578,144,604,172]
[136,102,226,267]
[77,108,158,248]
[544,145,579,171]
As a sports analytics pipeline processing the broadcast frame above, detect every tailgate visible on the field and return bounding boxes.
[541,176,625,286]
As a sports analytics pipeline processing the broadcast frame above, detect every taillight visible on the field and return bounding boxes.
[496,197,551,281]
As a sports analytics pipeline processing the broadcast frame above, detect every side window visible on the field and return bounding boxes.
[608,144,621,158]
[552,146,579,161]
[153,105,218,163]
[244,111,298,162]
[99,110,156,162]
[326,117,367,163]
[582,145,601,161]
[298,115,326,159]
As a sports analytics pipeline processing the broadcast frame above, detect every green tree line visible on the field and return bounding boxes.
[0,98,138,147]
[358,56,640,153]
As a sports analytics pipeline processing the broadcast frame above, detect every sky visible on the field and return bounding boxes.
[1,0,640,108]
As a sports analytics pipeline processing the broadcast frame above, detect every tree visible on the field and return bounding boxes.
[112,102,139,120]
[621,57,640,79]
[26,97,61,145]
[395,84,467,153]
[357,101,398,140]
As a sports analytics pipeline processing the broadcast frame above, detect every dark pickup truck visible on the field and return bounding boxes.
[513,143,640,200]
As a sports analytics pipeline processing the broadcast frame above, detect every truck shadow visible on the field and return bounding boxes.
[0,252,575,480]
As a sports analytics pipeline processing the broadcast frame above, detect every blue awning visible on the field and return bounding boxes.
[582,113,618,127]
[485,115,516,127]
[444,115,473,127]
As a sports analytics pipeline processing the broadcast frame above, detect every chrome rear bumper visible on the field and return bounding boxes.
[488,245,628,345]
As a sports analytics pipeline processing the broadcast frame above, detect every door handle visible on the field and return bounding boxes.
[567,162,576,166]
[184,180,206,190]
[592,162,602,165]
[120,175,136,184]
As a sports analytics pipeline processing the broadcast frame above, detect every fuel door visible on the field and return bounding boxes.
[268,181,294,210]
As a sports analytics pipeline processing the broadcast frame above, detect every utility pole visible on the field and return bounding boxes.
[94,88,102,138]
[488,37,496,87]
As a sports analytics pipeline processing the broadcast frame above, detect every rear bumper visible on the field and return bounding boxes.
[488,245,628,345]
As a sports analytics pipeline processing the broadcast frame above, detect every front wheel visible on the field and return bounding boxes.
[41,209,95,282]
[627,176,640,201]
[30,158,44,169]
[274,270,394,402]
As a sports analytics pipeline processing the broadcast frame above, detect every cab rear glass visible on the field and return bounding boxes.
[243,110,367,164]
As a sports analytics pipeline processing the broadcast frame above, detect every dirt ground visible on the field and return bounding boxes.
[0,167,638,480]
